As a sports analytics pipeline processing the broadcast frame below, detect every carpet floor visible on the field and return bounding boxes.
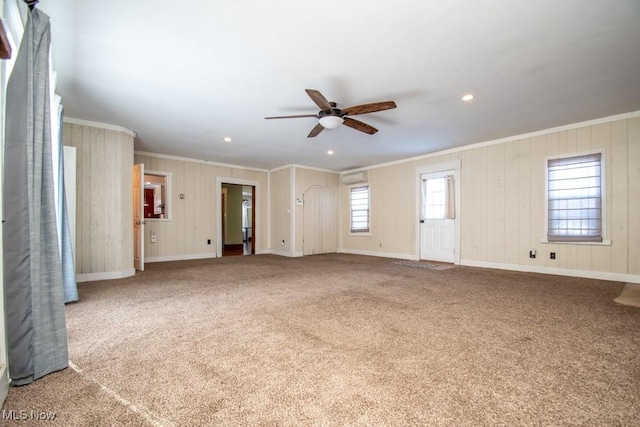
[3,254,639,426]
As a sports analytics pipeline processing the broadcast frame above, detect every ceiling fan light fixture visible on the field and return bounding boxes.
[318,115,344,129]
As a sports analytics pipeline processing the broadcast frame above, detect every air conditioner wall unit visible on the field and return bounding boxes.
[342,171,368,185]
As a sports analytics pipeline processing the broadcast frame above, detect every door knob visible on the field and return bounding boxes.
[419,219,425,223]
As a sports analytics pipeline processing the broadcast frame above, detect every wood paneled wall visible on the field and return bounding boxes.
[269,165,340,256]
[295,167,340,254]
[63,123,134,279]
[269,167,292,254]
[134,154,268,260]
[341,115,640,279]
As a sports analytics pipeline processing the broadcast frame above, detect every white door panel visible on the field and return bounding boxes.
[420,171,455,263]
[421,219,454,262]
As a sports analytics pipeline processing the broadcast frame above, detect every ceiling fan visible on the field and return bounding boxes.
[265,89,397,138]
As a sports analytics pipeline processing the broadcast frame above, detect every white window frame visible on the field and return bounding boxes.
[349,184,371,236]
[542,150,610,245]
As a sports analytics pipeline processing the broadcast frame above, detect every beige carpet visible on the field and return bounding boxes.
[3,254,639,426]
[615,283,640,308]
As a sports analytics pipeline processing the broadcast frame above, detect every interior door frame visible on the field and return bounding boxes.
[216,177,260,257]
[414,160,461,264]
[133,163,145,271]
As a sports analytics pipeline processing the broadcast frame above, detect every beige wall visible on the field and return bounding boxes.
[269,165,340,256]
[64,112,639,282]
[341,163,415,256]
[64,122,134,280]
[295,167,340,254]
[340,115,640,280]
[134,153,268,261]
[270,167,292,254]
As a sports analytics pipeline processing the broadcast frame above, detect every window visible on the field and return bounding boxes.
[144,171,172,220]
[350,185,370,233]
[547,153,603,242]
[423,177,446,219]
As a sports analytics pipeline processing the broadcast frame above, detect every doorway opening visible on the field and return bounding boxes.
[221,183,255,256]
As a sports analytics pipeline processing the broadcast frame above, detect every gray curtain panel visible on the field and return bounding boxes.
[3,8,69,386]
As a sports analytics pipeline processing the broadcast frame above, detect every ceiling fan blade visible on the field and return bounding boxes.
[343,117,378,135]
[305,89,333,111]
[341,101,397,116]
[265,114,318,119]
[307,123,325,138]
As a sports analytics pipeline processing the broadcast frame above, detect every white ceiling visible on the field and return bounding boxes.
[39,0,640,172]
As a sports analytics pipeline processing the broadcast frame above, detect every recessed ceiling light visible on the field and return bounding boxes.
[327,150,334,155]
[223,137,232,143]
[461,94,474,102]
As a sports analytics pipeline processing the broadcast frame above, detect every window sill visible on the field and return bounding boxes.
[349,232,372,237]
[540,239,611,246]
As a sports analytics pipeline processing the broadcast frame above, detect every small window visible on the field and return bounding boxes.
[144,171,172,220]
[350,185,370,233]
[423,177,446,219]
[547,153,602,242]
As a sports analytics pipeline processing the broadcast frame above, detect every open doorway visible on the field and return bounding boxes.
[221,183,255,256]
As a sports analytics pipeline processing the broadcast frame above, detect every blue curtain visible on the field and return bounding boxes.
[3,8,69,386]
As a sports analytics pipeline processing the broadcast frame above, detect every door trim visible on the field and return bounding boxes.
[216,177,260,257]
[133,163,145,271]
[415,160,461,264]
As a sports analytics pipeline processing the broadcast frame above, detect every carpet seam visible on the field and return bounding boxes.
[68,360,175,427]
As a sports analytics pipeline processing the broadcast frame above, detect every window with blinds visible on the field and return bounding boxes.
[350,185,370,233]
[547,153,602,242]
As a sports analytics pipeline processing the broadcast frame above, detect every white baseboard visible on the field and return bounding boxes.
[0,365,9,406]
[460,259,640,284]
[76,269,136,283]
[338,248,419,261]
[269,250,303,258]
[145,253,216,263]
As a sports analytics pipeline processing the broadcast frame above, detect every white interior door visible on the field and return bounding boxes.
[420,171,455,263]
[133,163,144,271]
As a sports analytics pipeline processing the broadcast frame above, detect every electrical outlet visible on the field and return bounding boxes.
[529,250,536,259]
[550,252,556,260]
[281,240,285,246]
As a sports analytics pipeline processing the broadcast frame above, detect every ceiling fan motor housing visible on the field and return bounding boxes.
[318,105,343,118]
